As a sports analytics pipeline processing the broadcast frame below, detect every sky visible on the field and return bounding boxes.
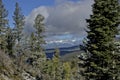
[3,0,94,47]
[3,0,55,27]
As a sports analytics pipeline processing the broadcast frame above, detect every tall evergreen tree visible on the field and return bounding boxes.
[13,2,25,43]
[12,2,25,57]
[26,14,46,80]
[29,14,46,68]
[63,62,72,80]
[12,2,25,71]
[52,48,62,80]
[0,0,8,50]
[84,0,120,80]
[33,14,45,52]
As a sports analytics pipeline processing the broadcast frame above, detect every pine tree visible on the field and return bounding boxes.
[0,0,8,50]
[42,48,63,80]
[12,2,25,72]
[25,14,46,80]
[63,62,71,80]
[29,14,46,64]
[52,48,62,80]
[30,14,46,67]
[13,2,25,43]
[84,0,120,80]
[12,2,25,58]
[33,14,45,52]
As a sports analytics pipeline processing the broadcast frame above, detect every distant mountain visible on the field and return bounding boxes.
[44,37,83,49]
[45,45,83,58]
[44,35,120,58]
[42,37,85,58]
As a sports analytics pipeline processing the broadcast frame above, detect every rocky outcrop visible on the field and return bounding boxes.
[22,71,36,80]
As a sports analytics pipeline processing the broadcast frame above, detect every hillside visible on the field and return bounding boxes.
[60,50,84,62]
[0,51,22,80]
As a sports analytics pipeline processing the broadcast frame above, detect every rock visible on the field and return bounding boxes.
[22,71,36,80]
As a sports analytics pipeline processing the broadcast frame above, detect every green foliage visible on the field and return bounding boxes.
[28,14,46,66]
[12,2,25,56]
[84,0,120,80]
[11,2,26,74]
[112,41,120,80]
[13,2,25,43]
[33,14,45,52]
[0,0,80,80]
[42,49,79,80]
[42,48,62,80]
[29,14,46,66]
[63,62,71,80]
[6,27,15,56]
[24,14,46,80]
[29,32,37,51]
[0,0,8,51]
[51,49,63,80]
[12,2,25,58]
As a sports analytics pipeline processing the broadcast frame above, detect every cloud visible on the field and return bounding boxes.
[25,6,49,34]
[25,0,94,40]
